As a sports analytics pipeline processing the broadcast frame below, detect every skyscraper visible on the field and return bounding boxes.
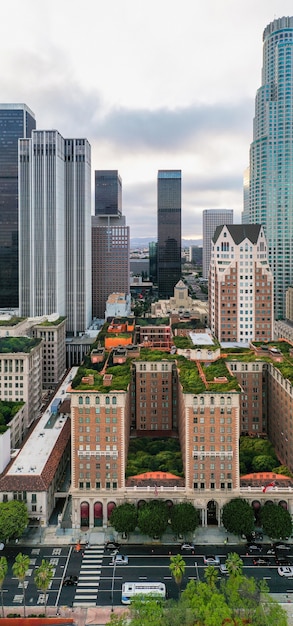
[19,131,92,334]
[0,104,36,308]
[95,170,122,216]
[202,209,233,279]
[209,224,273,343]
[92,170,130,319]
[157,170,181,298]
[247,17,293,319]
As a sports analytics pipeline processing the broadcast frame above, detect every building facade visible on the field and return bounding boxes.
[32,317,66,388]
[209,224,273,343]
[157,170,181,298]
[94,170,122,216]
[247,17,293,319]
[0,104,36,308]
[202,209,233,279]
[92,215,130,319]
[19,131,92,335]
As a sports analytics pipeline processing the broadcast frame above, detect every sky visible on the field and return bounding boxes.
[1,0,293,240]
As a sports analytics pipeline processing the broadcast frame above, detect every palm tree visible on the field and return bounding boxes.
[0,556,8,618]
[226,552,244,577]
[204,564,218,588]
[169,554,186,597]
[12,552,30,617]
[34,559,53,615]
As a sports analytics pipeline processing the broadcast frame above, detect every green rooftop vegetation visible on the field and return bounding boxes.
[138,348,176,362]
[171,320,205,330]
[71,361,131,392]
[126,437,183,478]
[176,356,206,393]
[202,358,241,392]
[0,400,24,435]
[0,336,42,353]
[173,335,194,349]
[0,316,26,327]
[36,316,66,326]
[136,317,170,326]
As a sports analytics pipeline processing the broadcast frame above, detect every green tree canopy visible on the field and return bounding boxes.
[225,552,244,578]
[0,556,8,618]
[12,552,30,617]
[170,502,199,537]
[0,501,28,542]
[222,498,254,537]
[251,454,279,472]
[34,559,53,615]
[110,503,138,534]
[137,500,169,538]
[169,554,186,597]
[272,465,293,478]
[260,503,292,539]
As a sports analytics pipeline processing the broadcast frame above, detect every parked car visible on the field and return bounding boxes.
[246,544,262,553]
[181,543,195,551]
[220,563,229,575]
[278,566,293,577]
[203,556,220,566]
[105,541,120,551]
[273,542,291,551]
[109,554,129,566]
[63,575,78,586]
[252,557,270,566]
[275,556,291,566]
[0,542,4,551]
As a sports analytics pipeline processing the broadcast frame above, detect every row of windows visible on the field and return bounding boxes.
[79,396,117,405]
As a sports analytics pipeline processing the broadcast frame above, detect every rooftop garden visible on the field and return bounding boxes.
[202,358,241,392]
[171,321,205,331]
[136,317,170,327]
[36,316,66,326]
[138,348,176,362]
[0,316,26,327]
[0,337,42,353]
[71,361,131,392]
[176,356,206,393]
[0,400,24,435]
[172,336,194,349]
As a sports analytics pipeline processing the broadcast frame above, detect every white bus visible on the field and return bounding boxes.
[121,581,166,604]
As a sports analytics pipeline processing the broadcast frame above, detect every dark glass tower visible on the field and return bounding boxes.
[157,170,181,298]
[94,170,122,216]
[0,104,36,308]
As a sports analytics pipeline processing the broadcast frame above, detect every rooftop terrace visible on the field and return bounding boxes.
[0,336,42,353]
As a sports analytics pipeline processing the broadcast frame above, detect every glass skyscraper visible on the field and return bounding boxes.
[0,104,36,308]
[247,17,293,319]
[95,170,122,216]
[157,170,181,298]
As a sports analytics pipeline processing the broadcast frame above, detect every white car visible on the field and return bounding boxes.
[181,543,195,551]
[109,554,129,566]
[220,563,229,575]
[278,566,293,577]
[203,555,220,566]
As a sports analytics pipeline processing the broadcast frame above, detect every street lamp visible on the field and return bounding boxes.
[111,556,117,612]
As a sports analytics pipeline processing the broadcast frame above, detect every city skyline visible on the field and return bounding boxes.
[0,1,292,239]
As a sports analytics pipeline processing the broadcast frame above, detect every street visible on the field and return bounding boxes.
[2,543,293,609]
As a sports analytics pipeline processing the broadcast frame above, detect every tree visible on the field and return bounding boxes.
[34,559,53,615]
[204,565,218,589]
[0,556,8,618]
[272,465,293,478]
[0,501,29,543]
[251,455,278,472]
[110,503,138,536]
[170,503,199,538]
[225,552,243,578]
[169,554,186,597]
[260,503,292,539]
[222,498,254,537]
[12,552,30,617]
[130,596,166,626]
[137,500,169,538]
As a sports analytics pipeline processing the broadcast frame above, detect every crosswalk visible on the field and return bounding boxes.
[73,546,104,607]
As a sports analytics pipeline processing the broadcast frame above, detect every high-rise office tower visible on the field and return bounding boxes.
[19,131,92,334]
[209,224,273,343]
[95,170,122,216]
[92,214,130,319]
[247,17,293,319]
[202,209,233,279]
[0,104,36,308]
[157,170,181,298]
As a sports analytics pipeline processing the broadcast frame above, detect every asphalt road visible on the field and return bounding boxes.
[2,543,293,609]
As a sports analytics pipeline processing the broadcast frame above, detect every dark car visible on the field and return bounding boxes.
[275,556,291,566]
[246,543,262,553]
[252,557,270,566]
[105,541,120,551]
[63,575,78,586]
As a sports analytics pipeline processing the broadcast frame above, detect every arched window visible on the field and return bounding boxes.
[105,397,110,405]
[210,397,214,405]
[200,397,204,405]
[220,396,225,405]
[95,397,100,404]
[78,396,83,405]
[112,396,117,405]
[85,396,90,405]
[227,397,231,405]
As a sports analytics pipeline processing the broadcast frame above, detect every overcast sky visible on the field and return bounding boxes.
[1,0,292,239]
